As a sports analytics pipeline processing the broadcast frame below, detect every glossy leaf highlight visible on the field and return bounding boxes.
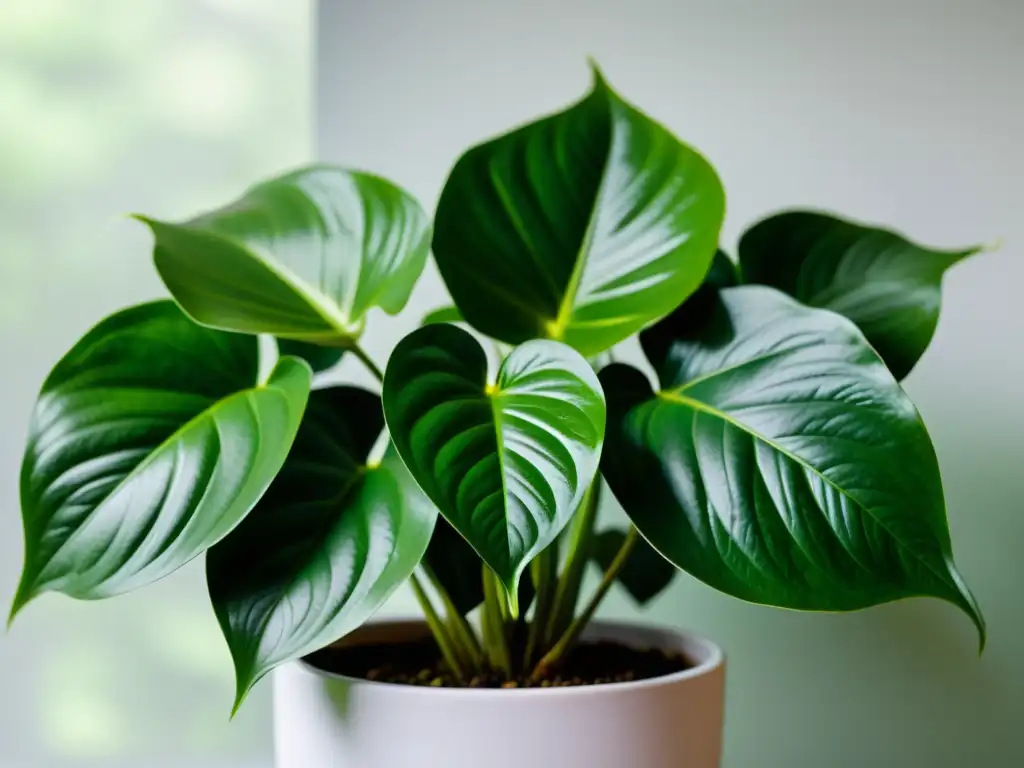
[432,66,725,357]
[12,302,311,619]
[138,165,431,345]
[383,323,606,601]
[600,286,984,642]
[738,211,982,379]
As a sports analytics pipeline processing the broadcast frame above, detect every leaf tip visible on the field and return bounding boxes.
[7,574,37,630]
[504,581,520,621]
[946,559,986,653]
[980,237,1004,255]
[586,57,607,88]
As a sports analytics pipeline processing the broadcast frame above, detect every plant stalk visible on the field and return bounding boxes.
[481,565,513,678]
[409,572,467,684]
[347,341,384,382]
[530,526,639,683]
[546,481,601,644]
[524,543,557,668]
[421,564,484,674]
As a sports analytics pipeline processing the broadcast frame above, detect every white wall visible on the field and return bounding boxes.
[317,1,1024,764]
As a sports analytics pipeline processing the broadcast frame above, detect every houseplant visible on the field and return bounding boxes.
[9,64,986,767]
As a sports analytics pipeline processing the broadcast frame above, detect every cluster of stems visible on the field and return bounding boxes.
[353,340,639,684]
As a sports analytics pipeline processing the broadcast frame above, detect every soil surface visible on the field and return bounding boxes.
[306,638,691,689]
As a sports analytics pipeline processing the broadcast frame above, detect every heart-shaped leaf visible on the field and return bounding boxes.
[600,286,984,643]
[207,387,437,711]
[11,302,311,620]
[592,528,677,605]
[383,323,606,606]
[738,211,983,379]
[137,165,431,345]
[432,65,725,357]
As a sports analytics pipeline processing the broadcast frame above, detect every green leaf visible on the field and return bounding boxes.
[738,211,983,379]
[207,387,436,711]
[383,323,606,604]
[600,286,984,644]
[11,302,311,620]
[592,528,677,605]
[276,338,344,374]
[704,249,739,290]
[421,306,464,326]
[432,65,726,357]
[136,165,431,345]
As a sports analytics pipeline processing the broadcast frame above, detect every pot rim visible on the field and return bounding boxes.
[295,617,725,699]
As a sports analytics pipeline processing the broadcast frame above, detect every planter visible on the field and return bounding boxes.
[273,618,726,768]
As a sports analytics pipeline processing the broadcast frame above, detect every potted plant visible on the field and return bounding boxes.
[9,65,986,768]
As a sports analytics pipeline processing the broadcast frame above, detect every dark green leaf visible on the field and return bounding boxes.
[423,518,484,615]
[593,528,677,605]
[421,306,464,326]
[276,338,344,373]
[704,249,739,290]
[207,387,436,711]
[383,323,605,606]
[137,165,431,345]
[738,211,983,379]
[11,302,311,619]
[600,286,984,644]
[432,65,725,357]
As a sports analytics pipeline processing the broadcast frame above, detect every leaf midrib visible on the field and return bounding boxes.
[548,95,616,341]
[183,222,357,339]
[656,389,957,593]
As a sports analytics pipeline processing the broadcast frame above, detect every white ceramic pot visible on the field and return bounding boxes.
[273,618,726,768]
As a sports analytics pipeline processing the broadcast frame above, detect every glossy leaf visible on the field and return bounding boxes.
[432,66,725,357]
[593,528,676,605]
[12,302,311,619]
[207,387,436,710]
[600,286,984,642]
[137,165,431,345]
[276,338,343,373]
[738,211,983,379]
[421,306,464,326]
[383,323,606,604]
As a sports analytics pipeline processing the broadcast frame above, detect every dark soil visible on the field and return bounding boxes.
[306,638,692,689]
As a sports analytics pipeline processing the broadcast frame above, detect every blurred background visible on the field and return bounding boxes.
[2,1,1022,766]
[0,1,310,766]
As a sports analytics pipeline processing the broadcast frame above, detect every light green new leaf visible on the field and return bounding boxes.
[137,165,431,345]
[421,305,464,326]
[738,210,983,379]
[207,387,437,711]
[600,286,984,644]
[11,302,311,620]
[383,323,605,606]
[432,65,725,357]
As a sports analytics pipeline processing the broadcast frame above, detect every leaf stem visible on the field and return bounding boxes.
[410,572,467,684]
[481,565,513,679]
[420,563,484,674]
[531,526,638,683]
[347,341,384,382]
[524,543,557,668]
[546,481,601,643]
